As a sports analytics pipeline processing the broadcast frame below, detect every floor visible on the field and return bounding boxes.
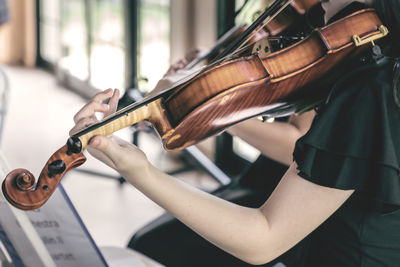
[0,65,220,249]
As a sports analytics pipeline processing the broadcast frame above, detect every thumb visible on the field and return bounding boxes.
[89,135,119,154]
[88,135,123,166]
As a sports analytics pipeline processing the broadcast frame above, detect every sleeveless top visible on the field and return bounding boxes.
[292,59,400,266]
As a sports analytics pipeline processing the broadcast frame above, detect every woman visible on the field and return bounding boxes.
[70,1,400,265]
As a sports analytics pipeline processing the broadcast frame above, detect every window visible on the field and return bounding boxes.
[59,0,89,82]
[38,0,128,97]
[38,0,172,98]
[235,0,269,25]
[88,0,126,90]
[137,0,170,92]
[39,0,61,64]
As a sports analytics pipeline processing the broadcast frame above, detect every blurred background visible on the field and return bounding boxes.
[0,0,262,250]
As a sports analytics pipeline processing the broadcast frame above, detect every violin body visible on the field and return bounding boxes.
[2,8,387,210]
[158,9,383,149]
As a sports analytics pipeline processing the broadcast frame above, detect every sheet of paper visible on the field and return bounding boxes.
[0,153,107,267]
[24,185,108,267]
[0,155,55,267]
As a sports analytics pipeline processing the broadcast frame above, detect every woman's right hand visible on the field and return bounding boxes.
[164,49,201,76]
[147,49,203,97]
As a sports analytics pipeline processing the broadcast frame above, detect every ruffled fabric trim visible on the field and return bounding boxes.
[293,63,400,207]
[294,143,400,206]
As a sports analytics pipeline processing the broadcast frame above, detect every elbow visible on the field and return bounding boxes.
[242,257,270,266]
[236,252,278,266]
[232,240,282,265]
[227,209,284,265]
[232,237,284,265]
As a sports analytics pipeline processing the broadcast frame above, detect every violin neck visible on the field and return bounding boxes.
[76,98,166,149]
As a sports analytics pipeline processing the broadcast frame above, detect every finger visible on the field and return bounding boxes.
[92,88,114,103]
[104,89,120,117]
[89,135,147,173]
[90,135,139,159]
[186,49,200,61]
[175,60,187,70]
[73,101,110,123]
[88,135,124,165]
[109,135,137,148]
[69,116,99,136]
[73,89,113,122]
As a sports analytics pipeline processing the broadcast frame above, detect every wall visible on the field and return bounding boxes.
[170,0,217,63]
[0,0,36,66]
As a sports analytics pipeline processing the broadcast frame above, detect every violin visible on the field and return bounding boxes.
[184,0,321,70]
[2,5,388,210]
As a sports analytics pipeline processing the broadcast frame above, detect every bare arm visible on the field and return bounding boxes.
[87,136,353,265]
[227,111,315,165]
[118,161,353,265]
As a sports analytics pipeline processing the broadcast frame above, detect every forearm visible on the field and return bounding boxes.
[228,111,315,165]
[228,119,299,165]
[123,164,273,264]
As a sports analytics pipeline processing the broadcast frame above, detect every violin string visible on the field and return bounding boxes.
[186,1,295,76]
[104,37,297,126]
[215,0,291,61]
[81,66,207,132]
[84,52,237,135]
[231,0,294,55]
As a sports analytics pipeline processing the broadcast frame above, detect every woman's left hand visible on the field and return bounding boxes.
[69,89,151,180]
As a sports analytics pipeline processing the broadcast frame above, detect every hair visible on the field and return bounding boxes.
[372,0,400,51]
[372,0,400,107]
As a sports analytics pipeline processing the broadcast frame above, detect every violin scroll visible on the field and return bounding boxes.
[2,140,86,210]
[12,169,35,191]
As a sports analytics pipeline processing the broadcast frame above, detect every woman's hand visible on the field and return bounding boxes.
[147,49,203,97]
[69,89,151,180]
[87,134,151,180]
[164,49,201,76]
[149,68,195,97]
[69,88,120,135]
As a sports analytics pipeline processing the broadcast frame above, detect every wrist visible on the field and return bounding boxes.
[119,160,156,187]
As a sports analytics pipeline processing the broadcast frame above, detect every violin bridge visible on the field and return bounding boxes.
[252,38,272,56]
